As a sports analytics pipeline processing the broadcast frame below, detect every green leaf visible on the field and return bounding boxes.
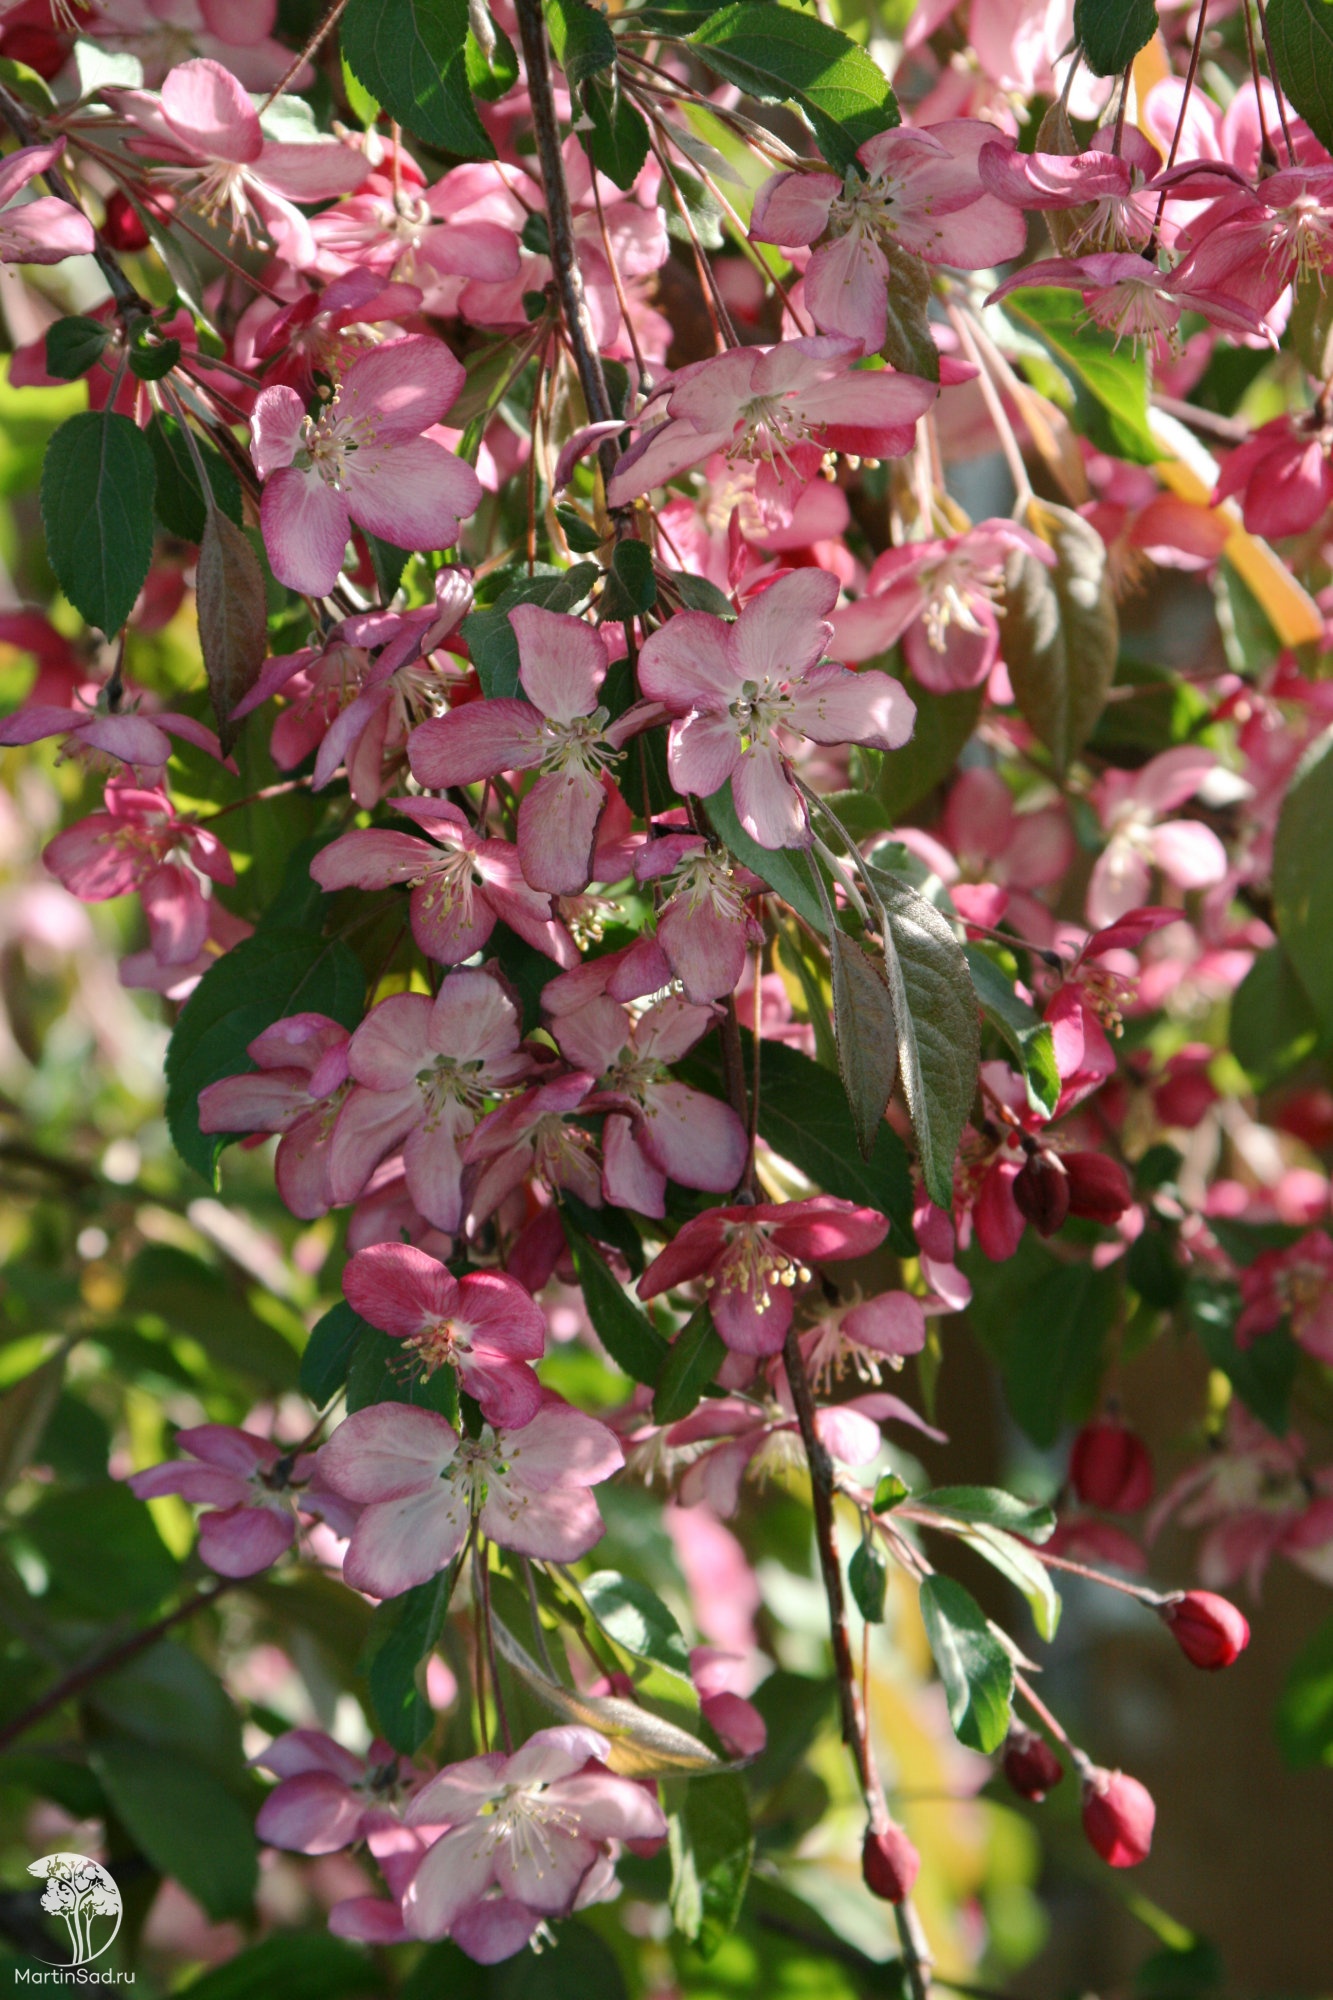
[127,1242,301,1387]
[178,1934,381,2000]
[704,780,828,936]
[487,1920,628,1998]
[966,1238,1119,1446]
[562,1185,645,1277]
[128,334,182,381]
[693,1028,915,1250]
[44,315,110,381]
[866,869,979,1211]
[545,0,616,89]
[556,504,604,553]
[1183,1272,1296,1437]
[953,1523,1061,1641]
[600,536,658,619]
[918,1574,1013,1753]
[1273,727,1333,1033]
[341,0,495,157]
[653,1304,726,1423]
[669,1772,753,1956]
[40,411,156,636]
[165,926,365,1184]
[300,1300,372,1407]
[916,1484,1055,1542]
[1230,943,1325,1085]
[23,1479,178,1616]
[465,14,518,98]
[881,249,940,381]
[997,496,1119,778]
[1073,0,1158,73]
[90,1739,257,1921]
[828,929,898,1159]
[965,945,1060,1118]
[877,674,982,821]
[146,414,243,542]
[464,563,600,696]
[340,46,381,121]
[562,1214,668,1383]
[690,1,899,173]
[581,1569,692,1678]
[873,1470,908,1510]
[1259,0,1333,154]
[346,1328,459,1421]
[91,1641,245,1783]
[1276,1614,1333,1768]
[1003,286,1157,464]
[366,1563,459,1752]
[197,507,268,754]
[582,78,651,189]
[849,1534,888,1622]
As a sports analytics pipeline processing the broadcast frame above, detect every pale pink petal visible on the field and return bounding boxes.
[0,142,61,209]
[345,437,481,552]
[311,828,433,891]
[1149,819,1228,891]
[501,1403,624,1488]
[511,603,608,722]
[667,711,740,798]
[344,1484,471,1596]
[343,1241,454,1337]
[637,611,740,709]
[495,1826,595,1914]
[256,1772,363,1854]
[733,569,839,683]
[261,466,350,595]
[198,1503,293,1576]
[348,993,434,1088]
[788,663,916,750]
[326,1085,419,1203]
[257,139,370,202]
[1086,838,1152,931]
[639,1082,747,1192]
[161,58,263,164]
[604,1114,666,1216]
[842,1290,927,1357]
[0,198,96,263]
[480,1480,606,1560]
[517,768,605,895]
[750,169,841,246]
[408,699,548,787]
[403,1120,470,1234]
[318,1402,457,1501]
[731,745,807,848]
[402,1826,495,1939]
[251,385,308,476]
[338,335,466,440]
[804,232,888,353]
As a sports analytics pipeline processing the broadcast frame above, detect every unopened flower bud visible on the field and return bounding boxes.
[862,1822,921,1903]
[1001,1723,1064,1802]
[103,190,150,251]
[1159,1590,1250,1670]
[1081,1767,1155,1868]
[1063,1151,1132,1225]
[1069,1416,1154,1512]
[1013,1148,1071,1236]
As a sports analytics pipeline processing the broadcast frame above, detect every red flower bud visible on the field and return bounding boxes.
[1013,1148,1070,1236]
[1069,1417,1154,1512]
[1063,1150,1133,1224]
[1159,1590,1250,1670]
[102,190,151,252]
[1081,1767,1155,1868]
[862,1823,921,1903]
[1001,1724,1064,1802]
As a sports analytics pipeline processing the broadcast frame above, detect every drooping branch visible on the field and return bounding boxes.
[511,0,625,501]
[0,80,149,317]
[782,1325,934,2000]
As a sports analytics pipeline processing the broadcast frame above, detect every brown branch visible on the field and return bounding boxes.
[0,1582,230,1754]
[511,0,627,505]
[0,80,148,317]
[782,1325,934,2000]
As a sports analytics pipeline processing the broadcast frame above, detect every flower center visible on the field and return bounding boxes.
[710,1222,810,1311]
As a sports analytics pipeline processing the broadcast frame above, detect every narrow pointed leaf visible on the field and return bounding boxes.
[829,929,898,1158]
[918,1574,1013,1753]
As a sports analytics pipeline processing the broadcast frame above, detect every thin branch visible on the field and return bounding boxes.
[0,1582,230,1753]
[0,80,148,316]
[782,1325,934,2000]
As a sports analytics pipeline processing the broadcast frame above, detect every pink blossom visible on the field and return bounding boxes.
[254,1731,419,1855]
[666,1377,943,1515]
[252,336,482,595]
[408,606,658,894]
[637,570,915,848]
[638,1196,891,1355]
[310,798,576,968]
[234,267,427,395]
[1087,748,1229,930]
[127,1423,355,1577]
[342,1242,546,1426]
[464,1071,603,1225]
[43,784,235,968]
[400,1726,666,1956]
[0,142,95,263]
[109,58,367,267]
[751,124,1025,353]
[1147,1408,1333,1595]
[988,252,1272,349]
[329,968,535,1232]
[633,834,765,1003]
[606,336,936,516]
[937,767,1073,939]
[552,994,748,1216]
[305,161,521,296]
[198,1012,351,1219]
[977,132,1157,251]
[800,1289,928,1388]
[830,520,1052,691]
[1214,405,1333,540]
[316,1397,624,1597]
[1236,1230,1333,1365]
[0,679,227,773]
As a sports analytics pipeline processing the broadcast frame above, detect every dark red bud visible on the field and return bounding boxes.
[1063,1151,1133,1224]
[1069,1417,1154,1512]
[1159,1590,1250,1670]
[1080,1767,1155,1868]
[862,1823,921,1903]
[102,190,151,251]
[1001,1724,1064,1802]
[1013,1148,1070,1236]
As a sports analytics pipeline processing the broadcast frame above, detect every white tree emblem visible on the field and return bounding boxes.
[27,1853,122,1965]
